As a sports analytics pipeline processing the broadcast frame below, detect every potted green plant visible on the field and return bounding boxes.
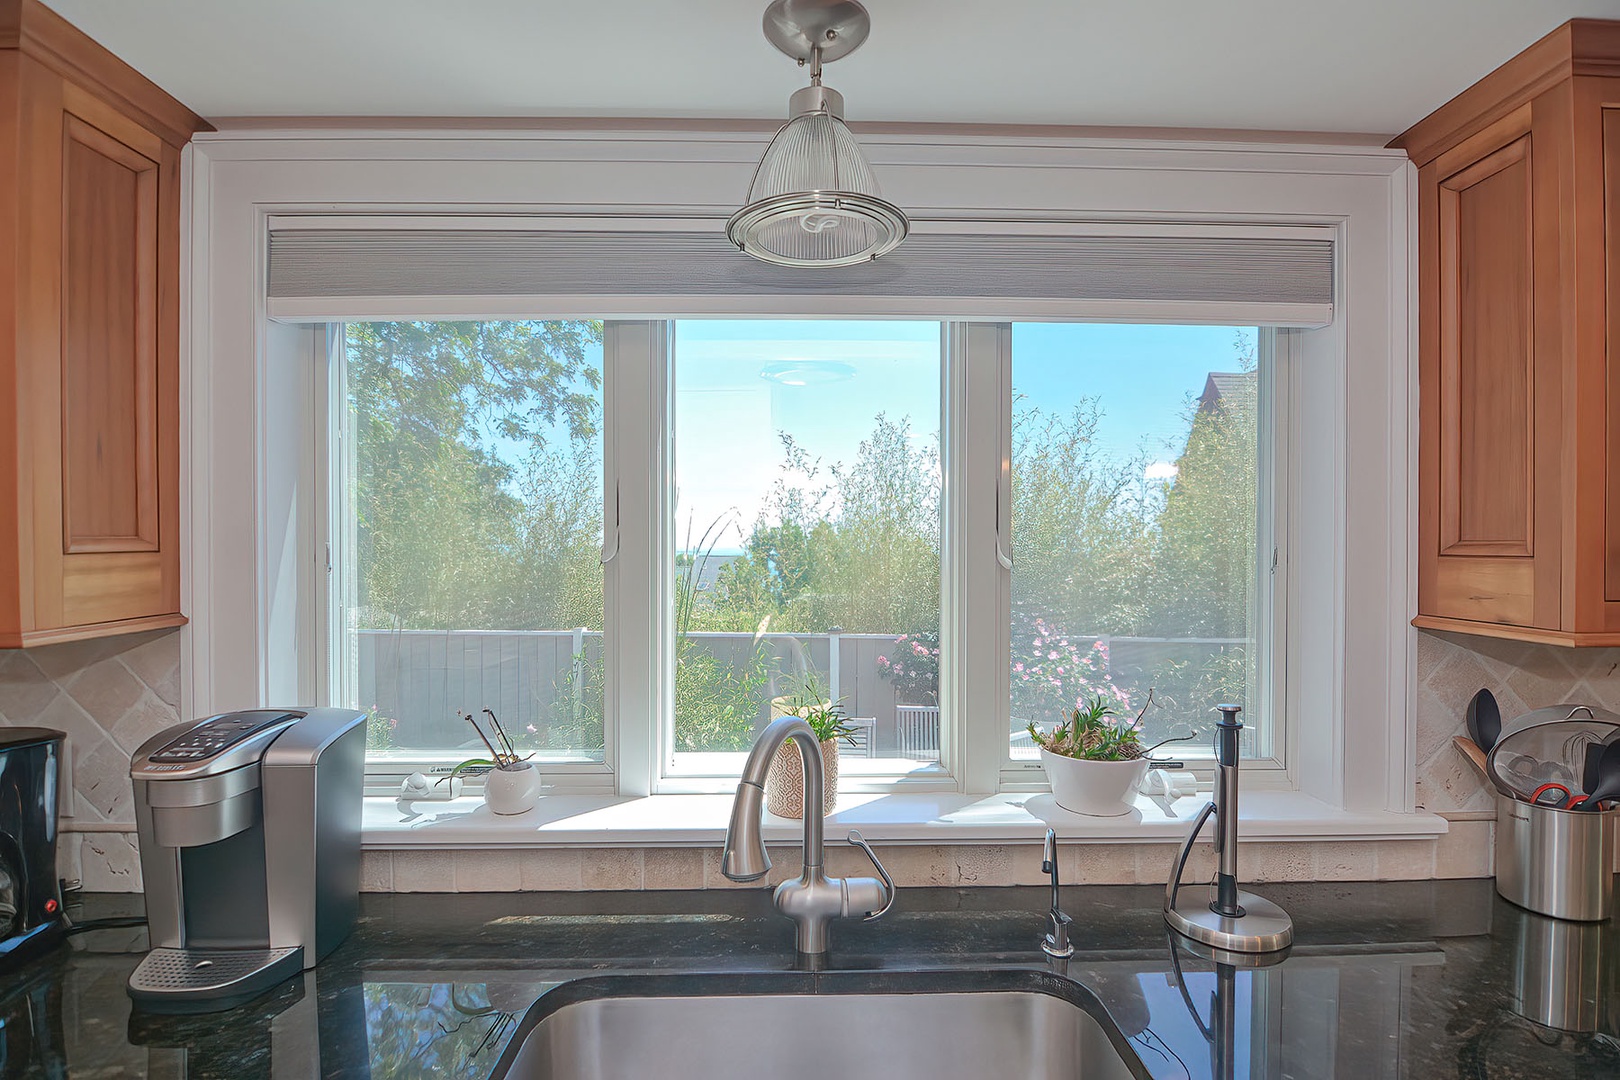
[1029,692,1151,817]
[766,672,857,818]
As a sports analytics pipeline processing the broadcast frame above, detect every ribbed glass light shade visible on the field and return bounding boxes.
[728,110,908,268]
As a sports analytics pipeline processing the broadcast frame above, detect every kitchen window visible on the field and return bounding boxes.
[326,316,1284,794]
[331,320,609,781]
[666,320,945,782]
[1004,324,1279,775]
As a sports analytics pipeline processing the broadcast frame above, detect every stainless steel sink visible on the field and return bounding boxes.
[490,970,1144,1080]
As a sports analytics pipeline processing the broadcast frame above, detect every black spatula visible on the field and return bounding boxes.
[1466,689,1502,752]
[1576,740,1620,811]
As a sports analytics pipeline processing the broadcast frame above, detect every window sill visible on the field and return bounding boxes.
[363,790,1447,849]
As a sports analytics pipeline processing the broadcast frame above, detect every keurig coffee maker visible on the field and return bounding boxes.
[127,708,365,1014]
[0,727,66,974]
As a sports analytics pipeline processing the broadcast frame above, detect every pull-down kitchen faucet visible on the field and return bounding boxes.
[722,715,895,954]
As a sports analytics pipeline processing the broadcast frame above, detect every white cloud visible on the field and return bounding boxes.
[1144,461,1179,481]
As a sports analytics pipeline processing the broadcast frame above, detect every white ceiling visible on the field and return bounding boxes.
[45,0,1620,136]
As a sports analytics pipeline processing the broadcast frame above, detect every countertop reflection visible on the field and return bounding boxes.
[5,878,1619,1078]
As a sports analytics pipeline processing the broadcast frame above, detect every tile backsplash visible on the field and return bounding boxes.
[0,629,181,889]
[1414,629,1620,815]
[4,625,1614,893]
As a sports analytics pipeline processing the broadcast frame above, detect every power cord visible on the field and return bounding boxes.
[58,877,147,935]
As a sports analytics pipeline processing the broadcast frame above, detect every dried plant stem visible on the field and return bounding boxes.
[464,711,506,766]
[483,708,517,760]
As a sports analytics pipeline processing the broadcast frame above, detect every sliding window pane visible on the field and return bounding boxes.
[671,320,943,774]
[339,320,606,765]
[1010,324,1263,758]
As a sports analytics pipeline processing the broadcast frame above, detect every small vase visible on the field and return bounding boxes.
[766,737,840,819]
[484,762,543,815]
[1040,750,1148,817]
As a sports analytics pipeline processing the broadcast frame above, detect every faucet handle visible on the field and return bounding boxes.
[846,830,896,921]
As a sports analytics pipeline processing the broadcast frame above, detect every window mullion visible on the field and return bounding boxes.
[947,321,1013,795]
[604,320,670,797]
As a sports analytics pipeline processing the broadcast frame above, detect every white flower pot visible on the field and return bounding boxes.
[484,762,543,815]
[1040,750,1148,817]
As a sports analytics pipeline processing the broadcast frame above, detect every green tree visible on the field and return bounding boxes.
[347,320,604,630]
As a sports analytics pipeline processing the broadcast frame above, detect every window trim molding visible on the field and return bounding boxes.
[181,124,1417,822]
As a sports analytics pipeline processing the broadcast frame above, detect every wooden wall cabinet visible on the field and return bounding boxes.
[0,0,207,647]
[1395,19,1620,646]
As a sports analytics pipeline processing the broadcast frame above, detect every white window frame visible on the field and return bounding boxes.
[991,325,1291,791]
[317,312,1291,799]
[181,127,1418,826]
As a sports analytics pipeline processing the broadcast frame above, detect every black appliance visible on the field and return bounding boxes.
[0,727,66,974]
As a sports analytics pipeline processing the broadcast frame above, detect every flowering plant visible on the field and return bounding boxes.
[1028,692,1144,762]
[1010,617,1129,726]
[875,631,939,704]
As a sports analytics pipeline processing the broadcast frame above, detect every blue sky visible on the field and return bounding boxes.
[673,320,1253,550]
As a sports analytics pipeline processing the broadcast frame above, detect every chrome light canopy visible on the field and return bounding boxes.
[728,0,908,268]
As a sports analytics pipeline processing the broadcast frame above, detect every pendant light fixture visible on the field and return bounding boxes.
[727,0,909,268]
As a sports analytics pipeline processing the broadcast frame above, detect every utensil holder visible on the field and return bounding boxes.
[1495,793,1619,921]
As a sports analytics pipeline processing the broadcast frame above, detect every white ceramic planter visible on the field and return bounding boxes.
[484,762,543,815]
[1040,750,1149,817]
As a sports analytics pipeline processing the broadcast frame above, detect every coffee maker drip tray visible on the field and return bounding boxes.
[127,945,304,1014]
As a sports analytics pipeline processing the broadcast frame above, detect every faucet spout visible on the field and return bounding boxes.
[722,716,824,881]
[720,714,893,954]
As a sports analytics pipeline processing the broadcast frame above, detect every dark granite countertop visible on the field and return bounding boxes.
[5,878,1618,1078]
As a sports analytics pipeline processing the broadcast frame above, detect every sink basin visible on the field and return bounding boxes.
[490,969,1144,1080]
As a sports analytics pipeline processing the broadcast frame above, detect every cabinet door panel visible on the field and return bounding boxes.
[59,113,159,553]
[1438,134,1536,556]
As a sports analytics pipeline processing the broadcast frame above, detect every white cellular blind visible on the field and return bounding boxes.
[267,225,1335,326]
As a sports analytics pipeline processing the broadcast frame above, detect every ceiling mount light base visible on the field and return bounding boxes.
[762,0,871,65]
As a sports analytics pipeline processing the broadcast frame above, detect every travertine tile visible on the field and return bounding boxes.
[78,833,142,892]
[1434,820,1494,879]
[1374,839,1437,880]
[76,737,133,821]
[879,845,958,887]
[34,693,107,761]
[56,832,83,885]
[454,850,523,892]
[392,850,456,892]
[1241,842,1315,883]
[953,844,1017,886]
[65,659,145,724]
[360,852,394,892]
[1312,841,1379,881]
[27,637,129,682]
[1065,842,1138,885]
[643,847,705,890]
[581,848,644,890]
[110,693,180,754]
[519,848,583,891]
[0,652,57,721]
[119,633,182,706]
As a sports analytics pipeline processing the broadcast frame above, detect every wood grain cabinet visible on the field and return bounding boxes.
[0,0,207,646]
[1395,19,1620,645]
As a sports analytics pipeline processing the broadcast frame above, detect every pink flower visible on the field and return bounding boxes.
[877,655,888,665]
[1032,638,1044,649]
[1048,651,1059,660]
[1013,663,1024,673]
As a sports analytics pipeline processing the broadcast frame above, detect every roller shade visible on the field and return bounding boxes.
[266,223,1335,326]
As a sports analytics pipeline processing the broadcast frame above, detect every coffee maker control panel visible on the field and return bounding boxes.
[148,710,305,763]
